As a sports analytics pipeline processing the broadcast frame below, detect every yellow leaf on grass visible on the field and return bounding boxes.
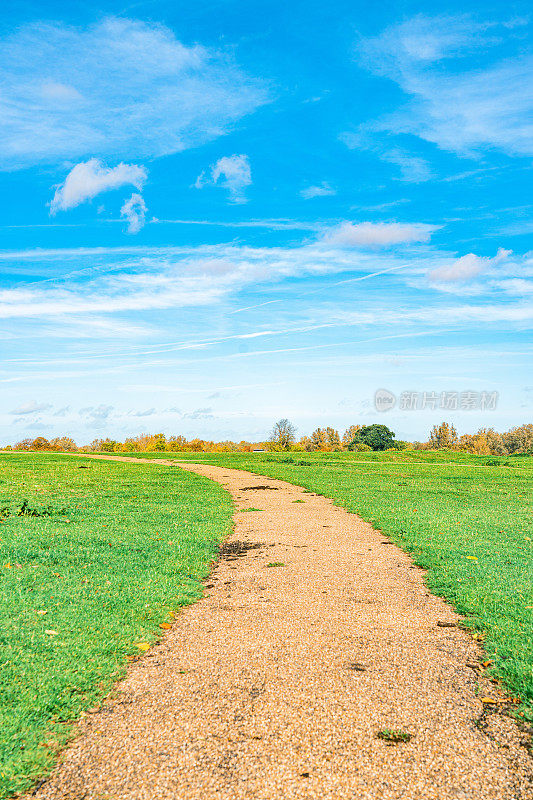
[136,642,150,651]
[159,623,172,630]
[465,556,478,560]
[45,630,58,636]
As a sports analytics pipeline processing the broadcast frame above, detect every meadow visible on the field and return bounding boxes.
[136,449,533,721]
[0,453,233,799]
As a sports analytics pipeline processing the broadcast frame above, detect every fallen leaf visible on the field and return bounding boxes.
[45,630,58,636]
[136,642,150,651]
[36,610,48,616]
[480,697,497,704]
[159,623,172,630]
[465,556,478,561]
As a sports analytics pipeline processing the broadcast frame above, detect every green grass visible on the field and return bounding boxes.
[0,453,233,798]
[134,449,533,720]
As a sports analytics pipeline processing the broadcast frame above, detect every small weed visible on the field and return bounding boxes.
[240,507,262,512]
[292,499,304,503]
[376,729,413,744]
[266,561,285,568]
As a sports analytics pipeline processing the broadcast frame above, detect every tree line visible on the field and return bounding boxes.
[6,421,533,455]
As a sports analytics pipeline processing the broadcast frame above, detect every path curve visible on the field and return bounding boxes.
[30,456,532,800]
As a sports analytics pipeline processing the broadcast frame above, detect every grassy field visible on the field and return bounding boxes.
[135,449,533,721]
[0,453,233,799]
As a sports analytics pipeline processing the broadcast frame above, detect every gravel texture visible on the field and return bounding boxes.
[29,456,533,800]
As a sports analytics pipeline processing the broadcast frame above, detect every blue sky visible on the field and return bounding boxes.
[1,0,532,444]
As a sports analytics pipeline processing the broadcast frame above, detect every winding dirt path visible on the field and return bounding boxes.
[31,456,532,800]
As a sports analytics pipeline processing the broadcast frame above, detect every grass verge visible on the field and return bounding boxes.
[0,453,233,798]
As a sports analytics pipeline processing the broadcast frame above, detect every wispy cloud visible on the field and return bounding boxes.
[79,405,114,428]
[129,408,156,417]
[356,15,533,157]
[322,221,438,246]
[50,159,147,213]
[0,18,267,169]
[0,238,529,335]
[10,401,52,415]
[196,154,252,203]
[120,193,147,234]
[300,182,336,199]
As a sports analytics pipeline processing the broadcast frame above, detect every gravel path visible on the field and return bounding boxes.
[30,456,532,800]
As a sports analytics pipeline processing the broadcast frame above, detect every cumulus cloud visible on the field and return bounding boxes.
[356,15,533,157]
[50,159,147,214]
[300,182,336,199]
[322,221,438,247]
[430,247,512,282]
[10,401,52,415]
[121,193,147,234]
[0,17,267,169]
[196,155,251,203]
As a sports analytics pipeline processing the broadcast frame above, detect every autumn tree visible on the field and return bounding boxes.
[167,435,187,451]
[502,424,533,454]
[484,428,507,455]
[14,439,33,450]
[310,427,328,450]
[458,431,491,455]
[49,436,77,452]
[428,421,458,449]
[342,425,361,448]
[31,437,50,450]
[325,427,341,450]
[268,419,297,450]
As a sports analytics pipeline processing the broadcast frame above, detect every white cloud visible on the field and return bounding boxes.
[0,240,528,328]
[41,82,83,103]
[50,159,147,213]
[10,401,52,415]
[430,247,511,282]
[341,131,434,183]
[323,221,438,247]
[0,18,267,169]
[300,182,336,199]
[379,150,433,183]
[357,16,533,157]
[79,405,114,427]
[121,193,147,234]
[497,279,533,295]
[196,154,252,203]
[183,407,214,419]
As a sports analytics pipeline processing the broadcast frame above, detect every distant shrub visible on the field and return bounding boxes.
[354,443,372,452]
